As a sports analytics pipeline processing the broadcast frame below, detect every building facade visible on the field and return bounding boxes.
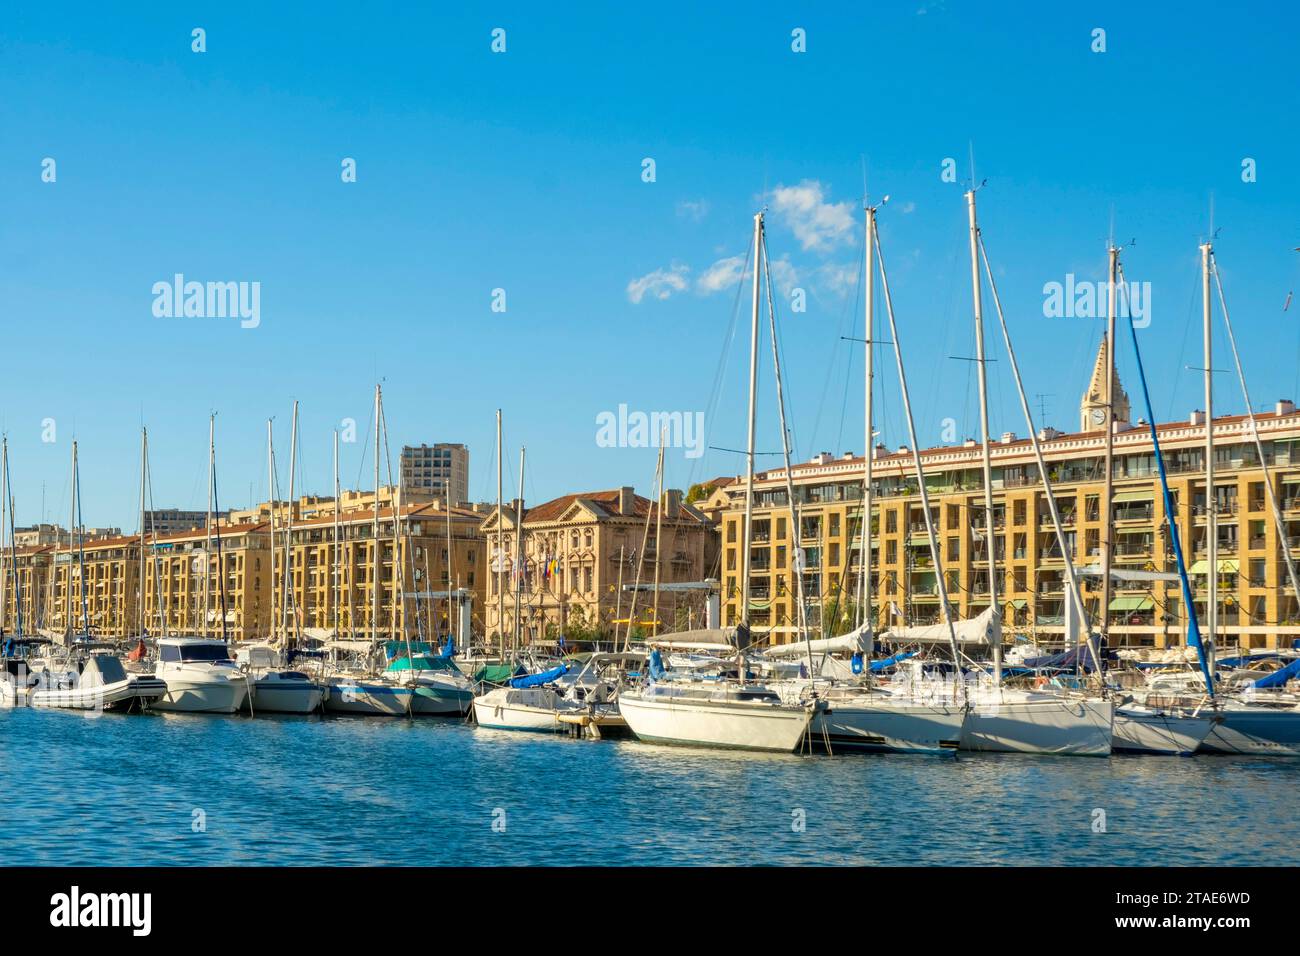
[400,443,469,504]
[718,346,1300,652]
[480,486,716,648]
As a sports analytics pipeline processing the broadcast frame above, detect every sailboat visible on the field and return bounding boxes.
[1177,240,1300,755]
[617,211,819,753]
[764,200,965,753]
[944,188,1114,755]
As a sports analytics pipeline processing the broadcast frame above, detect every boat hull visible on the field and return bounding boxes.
[960,695,1114,756]
[251,679,324,714]
[1201,705,1300,756]
[323,681,413,716]
[618,691,812,752]
[473,698,562,732]
[812,698,963,754]
[152,677,249,714]
[406,681,474,717]
[1113,707,1215,756]
[30,678,160,712]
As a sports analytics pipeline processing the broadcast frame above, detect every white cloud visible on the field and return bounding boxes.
[769,179,855,253]
[675,199,710,222]
[768,255,799,295]
[900,201,916,214]
[696,254,747,294]
[817,261,859,298]
[627,264,689,304]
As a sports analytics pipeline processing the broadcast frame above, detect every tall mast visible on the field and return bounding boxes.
[206,414,215,638]
[285,401,299,640]
[67,440,76,638]
[874,220,965,676]
[1101,245,1119,655]
[513,447,526,657]
[446,461,455,646]
[740,211,763,631]
[1202,241,1217,675]
[267,419,277,643]
[333,429,342,639]
[496,409,504,660]
[859,205,876,632]
[372,384,381,642]
[652,439,665,637]
[3,439,22,638]
[966,188,1001,683]
[138,427,147,637]
[0,436,7,636]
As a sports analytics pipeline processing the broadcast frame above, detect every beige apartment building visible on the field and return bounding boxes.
[481,486,716,648]
[0,489,488,644]
[719,344,1300,652]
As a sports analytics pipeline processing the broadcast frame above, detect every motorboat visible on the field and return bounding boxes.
[381,641,473,716]
[151,637,251,714]
[30,651,166,712]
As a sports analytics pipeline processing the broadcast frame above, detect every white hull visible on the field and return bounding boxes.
[1201,704,1300,756]
[960,694,1114,756]
[814,697,964,754]
[473,698,562,732]
[1113,707,1215,756]
[153,677,249,714]
[31,679,140,711]
[619,691,812,752]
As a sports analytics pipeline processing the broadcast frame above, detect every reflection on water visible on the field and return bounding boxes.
[1,708,1295,866]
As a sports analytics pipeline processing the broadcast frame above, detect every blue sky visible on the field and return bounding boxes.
[2,2,1298,529]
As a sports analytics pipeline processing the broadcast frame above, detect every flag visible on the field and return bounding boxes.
[890,601,903,618]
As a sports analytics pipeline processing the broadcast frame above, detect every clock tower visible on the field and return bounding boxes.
[1080,335,1130,433]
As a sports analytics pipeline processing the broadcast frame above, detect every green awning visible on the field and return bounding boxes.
[1109,596,1155,611]
[1008,599,1028,610]
[1188,559,1240,575]
[1112,490,1154,503]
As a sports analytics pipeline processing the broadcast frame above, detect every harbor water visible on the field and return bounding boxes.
[3,707,1297,866]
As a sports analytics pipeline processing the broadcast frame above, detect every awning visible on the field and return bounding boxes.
[1282,475,1300,484]
[1188,559,1240,574]
[1109,596,1155,611]
[1008,599,1028,610]
[1112,490,1153,503]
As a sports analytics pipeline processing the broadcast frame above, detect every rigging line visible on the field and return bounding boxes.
[694,240,754,487]
[1167,261,1201,423]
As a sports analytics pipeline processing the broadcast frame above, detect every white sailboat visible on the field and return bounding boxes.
[618,211,817,753]
[951,187,1112,754]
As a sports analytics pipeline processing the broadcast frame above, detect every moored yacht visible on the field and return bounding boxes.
[233,643,324,714]
[382,642,474,716]
[473,665,580,733]
[30,650,166,712]
[151,637,251,714]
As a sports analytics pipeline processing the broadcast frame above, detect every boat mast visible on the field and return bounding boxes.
[513,447,526,658]
[873,217,965,677]
[1202,241,1218,675]
[285,401,299,641]
[67,440,76,639]
[446,462,455,648]
[372,384,381,643]
[138,427,147,638]
[73,441,89,637]
[267,420,277,643]
[0,437,7,637]
[739,211,763,677]
[496,409,504,661]
[206,414,215,639]
[859,204,876,634]
[3,440,21,638]
[1100,244,1119,659]
[966,188,1002,683]
[652,439,664,637]
[333,429,342,640]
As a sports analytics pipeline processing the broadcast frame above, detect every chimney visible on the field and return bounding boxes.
[811,451,834,465]
[510,497,525,520]
[663,488,682,519]
[841,451,855,461]
[1037,426,1062,441]
[963,438,978,448]
[1000,431,1016,444]
[618,486,635,516]
[874,442,887,459]
[1277,399,1296,416]
[1189,409,1206,426]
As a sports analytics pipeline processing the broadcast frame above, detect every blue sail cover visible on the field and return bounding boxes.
[439,637,456,658]
[1023,646,1106,673]
[508,664,568,688]
[648,649,667,682]
[869,650,916,672]
[1253,657,1300,689]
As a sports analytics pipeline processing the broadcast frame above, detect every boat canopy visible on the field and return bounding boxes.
[508,664,569,688]
[646,628,735,652]
[1252,657,1300,689]
[869,650,917,672]
[880,605,998,645]
[764,623,873,658]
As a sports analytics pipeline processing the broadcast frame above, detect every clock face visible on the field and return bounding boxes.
[1091,408,1107,425]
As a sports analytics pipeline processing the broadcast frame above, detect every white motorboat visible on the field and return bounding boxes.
[1112,700,1215,756]
[151,637,251,714]
[234,643,324,714]
[30,652,166,712]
